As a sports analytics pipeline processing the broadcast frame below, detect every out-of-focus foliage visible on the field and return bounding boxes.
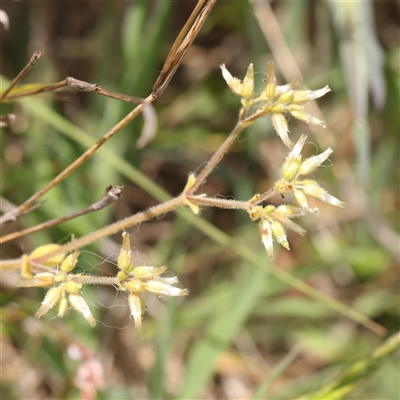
[1,2,399,399]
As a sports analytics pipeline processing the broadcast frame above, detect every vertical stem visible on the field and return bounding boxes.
[188,106,269,195]
[188,121,246,195]
[0,51,41,100]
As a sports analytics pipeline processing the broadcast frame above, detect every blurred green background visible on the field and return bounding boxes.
[1,1,399,399]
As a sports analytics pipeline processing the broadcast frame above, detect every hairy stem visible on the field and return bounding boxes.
[187,196,248,210]
[71,275,119,286]
[31,195,187,264]
[188,107,269,195]
[188,121,247,195]
[0,185,123,244]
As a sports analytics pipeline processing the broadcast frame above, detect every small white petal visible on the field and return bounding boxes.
[259,220,274,260]
[275,215,307,236]
[321,193,346,208]
[298,147,333,175]
[289,134,308,160]
[156,276,179,285]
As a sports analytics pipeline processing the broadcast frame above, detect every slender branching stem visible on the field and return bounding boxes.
[31,195,187,264]
[4,76,145,104]
[187,195,248,210]
[70,275,119,286]
[0,51,41,100]
[187,121,247,195]
[3,80,66,99]
[249,189,276,207]
[0,93,156,226]
[0,185,123,244]
[152,0,216,96]
[0,1,216,228]
[0,259,21,270]
[187,107,270,195]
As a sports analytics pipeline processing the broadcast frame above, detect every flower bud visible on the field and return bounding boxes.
[288,134,308,161]
[288,108,326,128]
[117,270,130,283]
[271,221,289,250]
[183,174,200,214]
[156,276,179,285]
[58,296,69,318]
[64,281,82,294]
[248,205,263,221]
[133,266,167,280]
[276,205,305,217]
[144,280,189,296]
[282,155,301,181]
[69,294,96,327]
[124,279,146,293]
[265,61,277,99]
[241,63,254,99]
[17,273,55,288]
[271,104,285,113]
[276,81,298,96]
[35,287,62,318]
[29,244,65,269]
[259,220,274,260]
[294,189,309,209]
[301,179,326,199]
[302,180,345,207]
[320,193,345,208]
[274,179,293,195]
[118,232,132,272]
[272,113,293,149]
[298,148,333,176]
[261,205,278,221]
[278,217,307,236]
[60,250,80,273]
[220,64,242,96]
[128,294,144,331]
[278,90,294,104]
[292,85,331,103]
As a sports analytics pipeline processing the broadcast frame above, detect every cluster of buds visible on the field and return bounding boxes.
[248,203,307,261]
[275,134,345,212]
[117,232,189,331]
[247,134,345,260]
[18,250,96,327]
[220,61,330,148]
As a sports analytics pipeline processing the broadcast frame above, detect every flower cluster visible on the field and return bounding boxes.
[220,61,330,148]
[18,249,96,327]
[274,134,345,212]
[117,232,189,331]
[17,233,189,330]
[220,63,344,261]
[246,134,345,260]
[248,204,307,261]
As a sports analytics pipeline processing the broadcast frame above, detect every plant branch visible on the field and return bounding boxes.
[0,185,123,244]
[187,195,248,210]
[3,76,145,104]
[0,51,41,101]
[152,0,217,96]
[248,189,276,207]
[0,0,216,228]
[68,275,119,286]
[187,107,269,195]
[30,195,187,265]
[0,93,155,227]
